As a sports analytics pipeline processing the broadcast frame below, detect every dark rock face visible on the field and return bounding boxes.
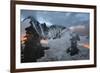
[66,34,80,56]
[41,23,49,32]
[67,47,79,56]
[21,21,49,63]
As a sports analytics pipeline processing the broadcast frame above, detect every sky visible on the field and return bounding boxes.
[21,10,89,26]
[21,9,90,36]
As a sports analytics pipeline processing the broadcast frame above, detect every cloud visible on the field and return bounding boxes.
[21,10,89,26]
[21,10,90,35]
[70,25,85,30]
[69,25,89,36]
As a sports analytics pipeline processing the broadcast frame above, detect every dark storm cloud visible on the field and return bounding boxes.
[21,10,90,27]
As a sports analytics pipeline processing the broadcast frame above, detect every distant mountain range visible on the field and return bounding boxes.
[23,16,89,40]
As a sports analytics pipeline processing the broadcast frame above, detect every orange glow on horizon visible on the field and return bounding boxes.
[78,43,90,49]
[21,34,27,44]
[83,44,90,49]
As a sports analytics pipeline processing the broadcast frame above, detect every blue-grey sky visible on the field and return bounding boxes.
[21,10,89,27]
[21,10,90,36]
